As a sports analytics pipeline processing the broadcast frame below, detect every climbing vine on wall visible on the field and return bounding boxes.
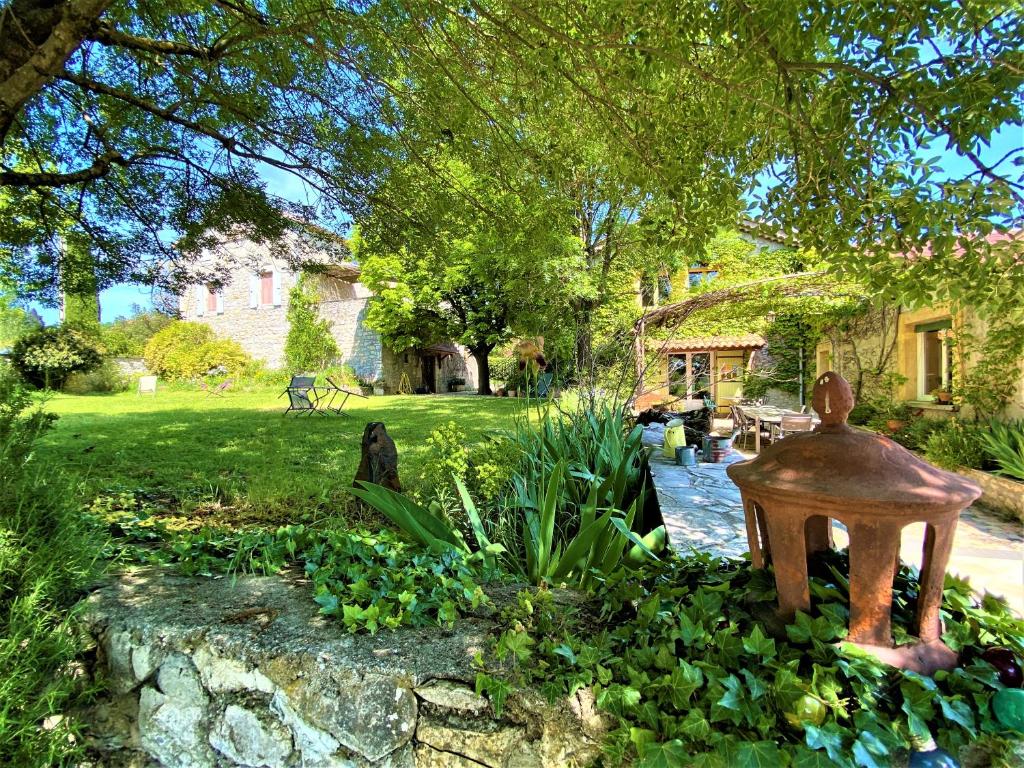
[957,311,1024,420]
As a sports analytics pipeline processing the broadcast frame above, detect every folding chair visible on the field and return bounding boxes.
[282,375,321,416]
[730,405,757,449]
[204,378,234,397]
[318,376,369,415]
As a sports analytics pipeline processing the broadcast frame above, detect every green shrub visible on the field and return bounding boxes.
[145,322,253,379]
[144,321,214,376]
[9,326,103,389]
[847,401,879,426]
[100,311,173,357]
[285,277,340,373]
[923,419,990,471]
[0,379,105,764]
[888,415,944,451]
[980,420,1024,481]
[63,359,130,394]
[488,354,517,386]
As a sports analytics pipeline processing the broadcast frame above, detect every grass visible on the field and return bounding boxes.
[36,385,527,528]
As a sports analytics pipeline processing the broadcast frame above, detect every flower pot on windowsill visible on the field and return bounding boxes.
[934,390,952,404]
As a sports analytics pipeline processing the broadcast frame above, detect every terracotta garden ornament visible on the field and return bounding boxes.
[727,372,981,675]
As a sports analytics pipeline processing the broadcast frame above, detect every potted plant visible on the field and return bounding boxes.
[356,377,373,396]
[447,377,466,392]
[931,387,953,405]
[372,379,386,396]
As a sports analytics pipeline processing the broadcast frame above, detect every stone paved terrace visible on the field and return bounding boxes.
[643,426,1024,614]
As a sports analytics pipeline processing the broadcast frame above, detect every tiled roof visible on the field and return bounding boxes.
[650,334,766,352]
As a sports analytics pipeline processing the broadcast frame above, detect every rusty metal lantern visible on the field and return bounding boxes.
[727,372,982,675]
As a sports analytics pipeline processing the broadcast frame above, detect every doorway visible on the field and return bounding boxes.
[421,355,437,393]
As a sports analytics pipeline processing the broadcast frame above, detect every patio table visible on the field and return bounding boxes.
[738,405,820,452]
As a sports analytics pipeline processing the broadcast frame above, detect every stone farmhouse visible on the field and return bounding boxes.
[635,221,795,412]
[178,232,477,394]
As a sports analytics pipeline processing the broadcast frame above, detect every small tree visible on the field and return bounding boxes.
[10,326,102,389]
[284,277,340,373]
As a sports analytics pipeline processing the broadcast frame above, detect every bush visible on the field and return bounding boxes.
[0,378,105,764]
[979,419,1024,481]
[145,322,253,379]
[100,311,174,357]
[284,277,340,373]
[63,359,130,394]
[144,321,214,376]
[923,419,990,471]
[9,326,103,389]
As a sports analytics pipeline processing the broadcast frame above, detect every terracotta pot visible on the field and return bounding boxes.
[935,391,952,404]
[886,419,906,432]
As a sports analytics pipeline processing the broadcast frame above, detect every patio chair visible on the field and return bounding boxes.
[317,376,369,415]
[138,375,157,395]
[771,414,814,442]
[535,372,554,398]
[282,375,321,416]
[729,405,758,449]
[203,378,234,397]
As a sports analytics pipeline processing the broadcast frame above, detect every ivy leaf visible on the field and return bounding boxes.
[669,660,704,706]
[313,592,339,615]
[727,740,785,768]
[552,644,577,665]
[638,740,688,768]
[938,695,976,736]
[792,744,846,768]
[804,723,846,765]
[742,625,776,659]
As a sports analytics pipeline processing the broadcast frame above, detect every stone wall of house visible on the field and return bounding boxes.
[81,570,607,768]
[313,275,382,381]
[179,249,299,370]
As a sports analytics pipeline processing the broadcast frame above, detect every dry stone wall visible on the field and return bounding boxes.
[82,570,607,768]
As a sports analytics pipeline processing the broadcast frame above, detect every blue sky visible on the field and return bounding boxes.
[33,121,1022,324]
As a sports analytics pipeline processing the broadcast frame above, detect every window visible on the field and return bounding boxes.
[687,267,718,288]
[916,320,953,398]
[206,285,219,313]
[260,271,274,305]
[668,352,712,398]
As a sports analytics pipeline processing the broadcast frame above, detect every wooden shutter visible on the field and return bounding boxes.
[249,275,259,308]
[272,270,282,307]
[195,285,205,317]
[215,290,224,314]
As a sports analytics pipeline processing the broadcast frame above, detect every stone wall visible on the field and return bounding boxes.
[958,468,1024,522]
[82,570,606,768]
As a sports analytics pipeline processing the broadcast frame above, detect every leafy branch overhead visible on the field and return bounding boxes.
[0,1,1022,316]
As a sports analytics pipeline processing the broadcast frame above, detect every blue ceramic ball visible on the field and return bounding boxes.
[908,748,959,768]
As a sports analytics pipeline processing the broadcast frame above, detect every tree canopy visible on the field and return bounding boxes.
[1,0,1021,319]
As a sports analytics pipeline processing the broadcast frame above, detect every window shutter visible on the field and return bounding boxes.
[195,285,205,317]
[216,290,224,315]
[249,275,259,309]
[272,270,282,307]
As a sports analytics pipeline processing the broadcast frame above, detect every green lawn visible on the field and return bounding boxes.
[37,386,524,527]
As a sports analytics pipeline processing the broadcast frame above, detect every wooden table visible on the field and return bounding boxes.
[738,406,819,452]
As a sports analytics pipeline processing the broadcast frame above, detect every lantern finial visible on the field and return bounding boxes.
[813,371,853,430]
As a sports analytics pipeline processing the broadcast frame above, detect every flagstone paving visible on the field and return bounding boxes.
[643,426,1024,614]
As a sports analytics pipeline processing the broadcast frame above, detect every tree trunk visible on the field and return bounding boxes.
[471,346,493,395]
[574,303,595,384]
[0,0,113,143]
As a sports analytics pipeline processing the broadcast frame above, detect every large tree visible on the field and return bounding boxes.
[354,155,578,394]
[0,0,368,300]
